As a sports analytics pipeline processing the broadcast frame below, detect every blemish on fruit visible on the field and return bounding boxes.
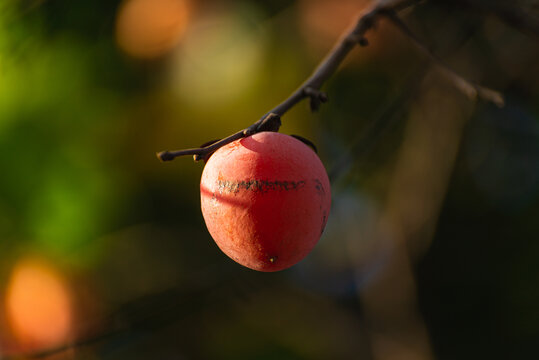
[269,256,277,263]
[321,211,328,235]
[314,179,325,196]
[217,179,306,194]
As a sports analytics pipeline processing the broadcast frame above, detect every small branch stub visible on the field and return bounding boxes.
[304,87,329,111]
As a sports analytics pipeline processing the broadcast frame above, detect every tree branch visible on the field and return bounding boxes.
[157,0,503,163]
[157,0,421,163]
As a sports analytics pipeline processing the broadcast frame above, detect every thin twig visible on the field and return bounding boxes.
[329,68,426,183]
[330,9,488,183]
[381,10,505,107]
[157,112,282,162]
[461,0,539,38]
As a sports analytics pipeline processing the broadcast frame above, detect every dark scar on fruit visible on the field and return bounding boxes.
[321,210,327,235]
[217,179,306,194]
[314,179,325,196]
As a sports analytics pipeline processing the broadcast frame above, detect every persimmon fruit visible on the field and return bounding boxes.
[200,131,331,272]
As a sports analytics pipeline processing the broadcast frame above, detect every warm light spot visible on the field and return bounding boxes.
[298,0,394,59]
[299,0,372,48]
[5,257,73,349]
[116,0,191,59]
[173,8,265,106]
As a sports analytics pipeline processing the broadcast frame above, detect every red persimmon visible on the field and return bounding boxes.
[200,131,331,272]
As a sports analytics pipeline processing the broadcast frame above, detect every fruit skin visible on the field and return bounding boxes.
[200,131,331,272]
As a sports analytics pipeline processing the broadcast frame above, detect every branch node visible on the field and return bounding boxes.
[345,33,363,45]
[243,125,257,136]
[193,154,205,162]
[319,92,329,102]
[304,87,329,112]
[258,113,282,132]
[361,11,377,29]
[245,113,282,136]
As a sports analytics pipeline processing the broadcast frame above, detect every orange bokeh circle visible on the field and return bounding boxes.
[5,258,73,349]
[116,0,191,59]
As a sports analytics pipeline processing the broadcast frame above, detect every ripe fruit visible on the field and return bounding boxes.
[200,131,331,272]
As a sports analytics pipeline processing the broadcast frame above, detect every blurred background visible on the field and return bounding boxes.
[0,0,538,359]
